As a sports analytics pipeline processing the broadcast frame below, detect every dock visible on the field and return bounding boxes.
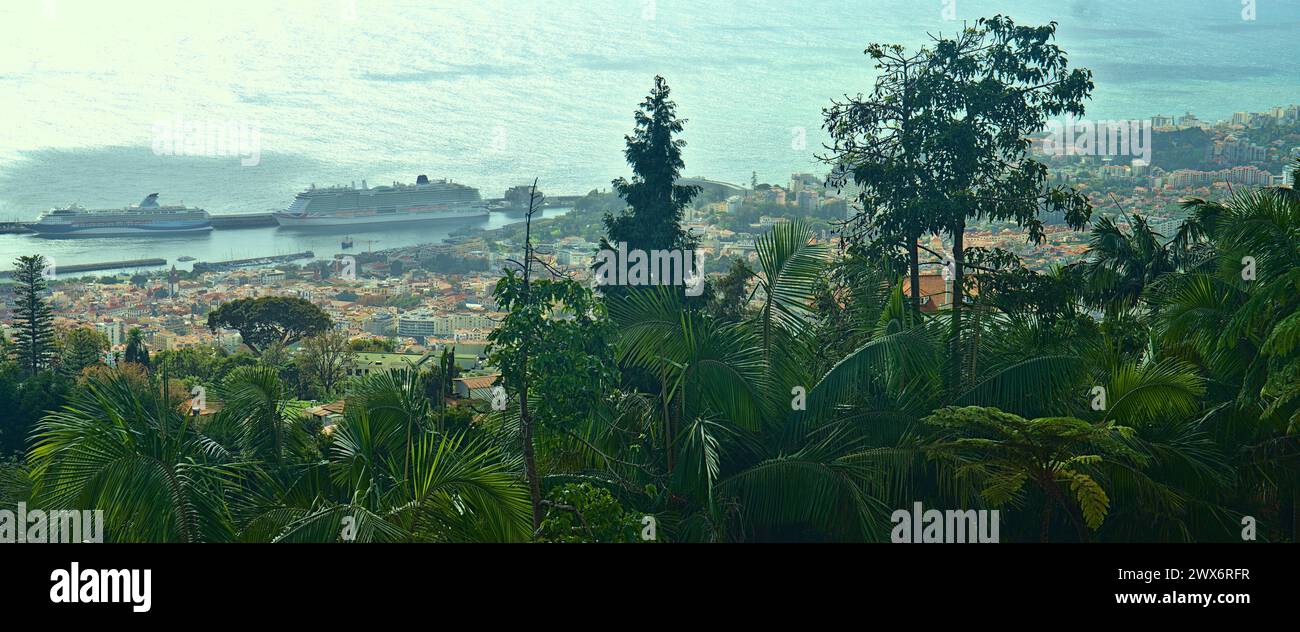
[0,258,168,278]
[193,251,315,273]
[209,213,278,229]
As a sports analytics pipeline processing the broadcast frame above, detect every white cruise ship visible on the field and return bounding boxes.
[32,194,212,238]
[273,175,488,228]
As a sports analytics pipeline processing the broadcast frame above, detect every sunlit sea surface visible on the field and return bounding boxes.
[1,0,1296,267]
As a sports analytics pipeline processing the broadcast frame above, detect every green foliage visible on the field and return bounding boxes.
[825,16,1095,394]
[152,346,256,386]
[706,257,754,323]
[0,365,72,457]
[28,369,241,542]
[295,329,354,400]
[488,274,619,431]
[604,75,700,254]
[10,255,55,375]
[124,327,150,366]
[348,338,397,353]
[923,406,1130,539]
[21,365,528,543]
[59,327,109,375]
[206,296,332,355]
[538,483,641,543]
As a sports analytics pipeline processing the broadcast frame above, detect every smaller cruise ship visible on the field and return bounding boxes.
[32,194,212,238]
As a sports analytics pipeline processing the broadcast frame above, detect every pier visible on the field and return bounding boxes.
[193,251,315,273]
[0,258,168,278]
[209,213,278,229]
[483,194,584,210]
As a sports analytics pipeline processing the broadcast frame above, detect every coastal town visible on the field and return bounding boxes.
[4,103,1299,385]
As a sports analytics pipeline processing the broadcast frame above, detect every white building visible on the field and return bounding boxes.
[398,310,497,338]
[96,320,126,347]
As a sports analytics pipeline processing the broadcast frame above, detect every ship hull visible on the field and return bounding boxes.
[273,207,488,228]
[30,224,214,238]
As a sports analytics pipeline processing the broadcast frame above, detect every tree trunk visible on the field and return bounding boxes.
[949,221,965,394]
[1040,498,1054,543]
[519,179,545,533]
[664,376,675,474]
[520,389,543,531]
[1292,471,1299,542]
[908,236,922,316]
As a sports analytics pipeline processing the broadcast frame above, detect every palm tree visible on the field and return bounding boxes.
[1155,188,1300,539]
[1079,214,1177,319]
[239,369,532,543]
[28,369,240,542]
[124,328,150,367]
[601,221,1095,540]
[27,364,531,543]
[603,220,900,540]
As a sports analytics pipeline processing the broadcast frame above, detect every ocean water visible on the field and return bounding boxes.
[0,0,1296,266]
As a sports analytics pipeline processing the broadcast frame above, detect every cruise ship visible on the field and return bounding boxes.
[273,175,488,228]
[32,194,212,238]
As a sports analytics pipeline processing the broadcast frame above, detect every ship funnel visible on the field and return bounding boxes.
[416,175,430,185]
[140,193,160,208]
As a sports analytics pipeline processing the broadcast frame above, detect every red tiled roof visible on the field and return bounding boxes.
[454,375,500,390]
[305,400,346,416]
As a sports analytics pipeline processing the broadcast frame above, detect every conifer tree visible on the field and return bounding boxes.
[11,255,55,375]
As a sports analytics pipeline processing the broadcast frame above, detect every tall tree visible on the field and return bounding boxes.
[491,181,619,531]
[824,44,944,314]
[903,16,1093,391]
[706,257,755,322]
[603,75,701,254]
[10,255,55,375]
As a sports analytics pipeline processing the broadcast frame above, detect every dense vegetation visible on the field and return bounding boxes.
[0,16,1296,542]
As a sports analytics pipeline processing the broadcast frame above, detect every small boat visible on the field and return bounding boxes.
[341,236,354,249]
[178,256,196,262]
